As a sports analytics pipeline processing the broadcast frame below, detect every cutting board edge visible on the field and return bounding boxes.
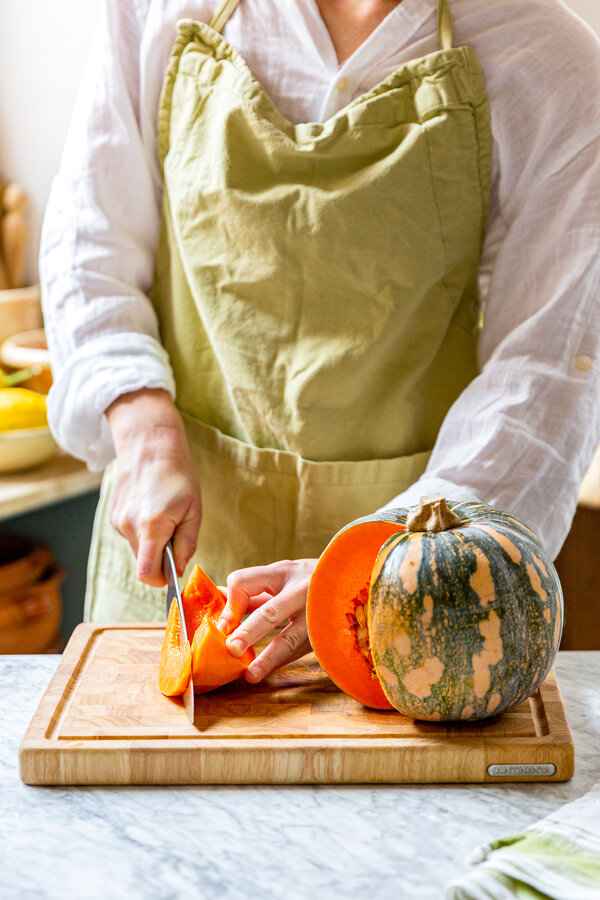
[19,735,574,786]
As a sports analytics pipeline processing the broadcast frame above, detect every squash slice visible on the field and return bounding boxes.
[159,564,255,696]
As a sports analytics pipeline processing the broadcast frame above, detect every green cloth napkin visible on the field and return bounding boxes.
[447,782,600,899]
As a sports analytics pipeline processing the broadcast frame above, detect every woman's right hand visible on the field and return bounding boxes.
[105,388,202,587]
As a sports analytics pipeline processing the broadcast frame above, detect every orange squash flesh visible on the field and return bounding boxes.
[158,598,192,696]
[191,617,254,692]
[307,520,405,710]
[158,564,255,696]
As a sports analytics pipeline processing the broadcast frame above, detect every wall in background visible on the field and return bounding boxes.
[0,0,101,284]
[569,0,600,33]
[0,0,599,285]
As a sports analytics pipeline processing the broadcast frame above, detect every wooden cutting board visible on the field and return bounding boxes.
[19,623,574,785]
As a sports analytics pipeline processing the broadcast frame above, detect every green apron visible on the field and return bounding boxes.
[85,0,491,622]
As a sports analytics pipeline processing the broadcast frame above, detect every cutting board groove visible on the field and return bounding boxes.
[19,624,574,785]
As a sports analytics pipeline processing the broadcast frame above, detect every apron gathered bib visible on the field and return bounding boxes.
[85,0,491,621]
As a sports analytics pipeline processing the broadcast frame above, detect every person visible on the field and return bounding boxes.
[40,0,600,685]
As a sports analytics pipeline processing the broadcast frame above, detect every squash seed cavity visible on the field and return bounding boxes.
[346,586,378,679]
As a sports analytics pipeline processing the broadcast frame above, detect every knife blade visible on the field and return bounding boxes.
[163,541,195,723]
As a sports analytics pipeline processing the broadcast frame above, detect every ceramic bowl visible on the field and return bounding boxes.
[0,285,43,346]
[0,327,53,393]
[0,534,54,592]
[0,564,64,653]
[0,425,57,473]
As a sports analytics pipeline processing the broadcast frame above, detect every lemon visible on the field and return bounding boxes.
[0,388,48,431]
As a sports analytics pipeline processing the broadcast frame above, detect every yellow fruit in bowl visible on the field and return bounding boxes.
[0,387,48,432]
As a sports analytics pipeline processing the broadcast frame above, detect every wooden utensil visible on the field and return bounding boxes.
[0,252,11,292]
[0,177,10,290]
[2,183,29,289]
[19,623,575,786]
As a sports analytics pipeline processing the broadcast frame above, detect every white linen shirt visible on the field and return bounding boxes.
[39,0,600,559]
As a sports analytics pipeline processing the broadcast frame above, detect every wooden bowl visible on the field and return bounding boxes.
[0,285,43,346]
[0,425,57,473]
[0,534,54,592]
[0,328,53,393]
[0,564,64,654]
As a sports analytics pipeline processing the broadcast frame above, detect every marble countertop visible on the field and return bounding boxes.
[2,652,599,900]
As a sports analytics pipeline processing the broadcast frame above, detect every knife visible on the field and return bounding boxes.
[163,540,195,723]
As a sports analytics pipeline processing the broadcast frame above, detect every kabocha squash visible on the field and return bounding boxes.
[307,495,563,722]
[369,495,563,721]
[158,564,255,696]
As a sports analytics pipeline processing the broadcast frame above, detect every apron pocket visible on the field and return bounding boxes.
[182,413,431,582]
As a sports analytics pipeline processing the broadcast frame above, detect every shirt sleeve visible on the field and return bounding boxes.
[39,0,175,471]
[381,11,600,560]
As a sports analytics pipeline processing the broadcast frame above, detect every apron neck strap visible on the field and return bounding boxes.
[208,0,242,33]
[208,0,454,50]
[437,0,454,50]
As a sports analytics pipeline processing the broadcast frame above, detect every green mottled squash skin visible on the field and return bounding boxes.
[368,499,563,722]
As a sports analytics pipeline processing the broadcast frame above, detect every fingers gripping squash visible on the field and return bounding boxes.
[307,495,563,722]
[159,564,255,696]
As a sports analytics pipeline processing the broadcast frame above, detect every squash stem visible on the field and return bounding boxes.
[406,493,461,533]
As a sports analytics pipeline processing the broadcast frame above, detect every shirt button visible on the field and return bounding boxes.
[336,76,349,93]
[575,355,593,372]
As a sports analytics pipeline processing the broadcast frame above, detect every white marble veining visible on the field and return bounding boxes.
[1,652,599,900]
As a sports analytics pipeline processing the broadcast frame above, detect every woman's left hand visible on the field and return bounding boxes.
[219,559,318,683]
